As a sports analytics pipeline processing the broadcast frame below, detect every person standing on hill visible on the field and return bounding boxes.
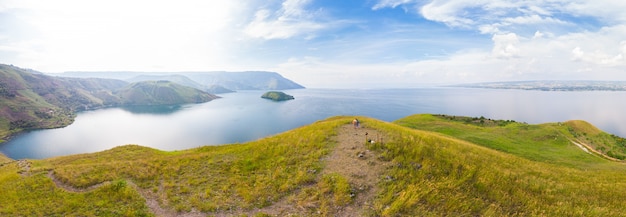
[353,118,360,129]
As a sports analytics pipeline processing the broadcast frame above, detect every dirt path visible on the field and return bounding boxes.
[17,160,31,176]
[43,124,387,216]
[321,124,388,216]
[571,139,622,162]
[47,171,111,193]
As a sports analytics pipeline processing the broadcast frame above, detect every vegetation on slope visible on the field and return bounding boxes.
[564,120,626,160]
[367,116,626,216]
[116,80,219,105]
[1,115,626,216]
[0,117,345,216]
[0,65,220,140]
[0,64,125,138]
[0,161,151,216]
[394,114,625,167]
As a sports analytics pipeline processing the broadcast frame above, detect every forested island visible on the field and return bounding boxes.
[261,91,295,101]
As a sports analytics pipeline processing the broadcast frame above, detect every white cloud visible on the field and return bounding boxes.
[492,33,520,58]
[373,0,625,34]
[503,14,567,25]
[564,0,626,23]
[372,0,416,10]
[419,1,476,27]
[244,0,331,40]
[572,47,584,61]
[560,25,626,67]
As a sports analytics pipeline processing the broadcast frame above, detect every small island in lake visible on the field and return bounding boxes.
[261,91,294,101]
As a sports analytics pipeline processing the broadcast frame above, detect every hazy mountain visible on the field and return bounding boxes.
[126,74,234,94]
[205,84,235,94]
[126,75,205,90]
[180,71,305,90]
[56,71,305,91]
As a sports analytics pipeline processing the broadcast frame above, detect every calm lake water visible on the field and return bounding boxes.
[2,88,626,159]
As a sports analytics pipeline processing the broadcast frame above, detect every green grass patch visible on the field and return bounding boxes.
[31,117,346,214]
[0,163,151,216]
[394,114,616,168]
[365,117,626,216]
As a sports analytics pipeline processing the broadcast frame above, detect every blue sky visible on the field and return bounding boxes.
[1,0,626,88]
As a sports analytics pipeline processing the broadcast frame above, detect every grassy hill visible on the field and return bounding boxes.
[1,115,626,216]
[0,64,126,139]
[394,114,626,166]
[0,65,219,140]
[116,80,219,106]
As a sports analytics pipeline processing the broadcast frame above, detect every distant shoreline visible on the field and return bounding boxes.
[452,80,626,91]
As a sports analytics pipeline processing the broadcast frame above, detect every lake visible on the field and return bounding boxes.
[2,88,626,159]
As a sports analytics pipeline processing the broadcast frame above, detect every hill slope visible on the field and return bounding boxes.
[0,64,219,140]
[2,116,626,216]
[116,80,219,105]
[0,64,126,139]
[394,114,626,166]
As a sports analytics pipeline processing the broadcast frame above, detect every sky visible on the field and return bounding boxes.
[1,0,626,88]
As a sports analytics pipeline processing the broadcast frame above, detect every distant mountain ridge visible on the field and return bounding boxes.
[58,71,305,93]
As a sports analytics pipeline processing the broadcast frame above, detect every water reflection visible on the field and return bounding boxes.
[120,104,184,114]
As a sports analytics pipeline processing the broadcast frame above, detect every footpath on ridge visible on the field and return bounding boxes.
[320,123,389,216]
[40,123,389,217]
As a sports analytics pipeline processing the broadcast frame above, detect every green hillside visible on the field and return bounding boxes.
[0,64,125,139]
[1,115,626,216]
[0,65,220,140]
[394,114,626,167]
[116,80,219,105]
